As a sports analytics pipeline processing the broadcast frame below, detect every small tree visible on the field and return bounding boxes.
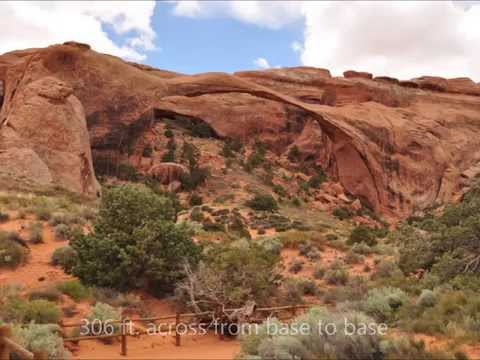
[71,184,201,294]
[348,225,378,246]
[245,194,278,212]
[176,243,280,312]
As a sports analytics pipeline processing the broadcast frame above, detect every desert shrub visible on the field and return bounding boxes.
[272,184,287,197]
[313,262,325,279]
[344,250,364,264]
[332,207,353,220]
[0,211,10,223]
[351,242,373,255]
[245,193,278,212]
[189,194,203,206]
[0,232,27,268]
[348,225,378,246]
[325,260,349,285]
[363,287,408,323]
[190,207,204,222]
[307,170,327,189]
[180,166,209,191]
[190,121,214,138]
[289,259,304,274]
[142,144,153,157]
[287,145,301,162]
[380,336,455,360]
[34,206,52,221]
[164,128,174,138]
[257,236,282,255]
[53,224,71,240]
[161,149,175,162]
[240,307,384,360]
[24,300,61,324]
[51,246,78,273]
[221,139,243,158]
[280,278,304,305]
[13,323,71,359]
[28,287,61,302]
[56,280,91,302]
[416,289,437,308]
[48,212,74,226]
[373,259,403,280]
[28,222,44,244]
[71,184,201,294]
[291,197,301,207]
[83,302,121,336]
[244,141,267,171]
[298,278,318,296]
[117,163,140,181]
[326,233,338,241]
[176,243,280,310]
[278,229,311,249]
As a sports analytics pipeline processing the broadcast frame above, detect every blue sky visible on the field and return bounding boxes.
[142,3,303,74]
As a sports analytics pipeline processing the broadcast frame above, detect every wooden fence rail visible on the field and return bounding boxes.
[0,326,47,360]
[60,304,313,356]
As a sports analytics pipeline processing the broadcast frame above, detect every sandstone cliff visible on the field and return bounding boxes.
[1,42,479,219]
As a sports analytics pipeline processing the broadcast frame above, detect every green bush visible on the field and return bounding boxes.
[71,184,201,294]
[325,260,349,285]
[364,287,408,323]
[34,207,52,221]
[416,289,437,308]
[280,278,304,305]
[313,262,325,279]
[351,242,373,255]
[348,225,378,247]
[345,250,364,264]
[0,211,10,223]
[333,207,353,220]
[13,324,71,359]
[244,141,266,171]
[24,300,61,324]
[240,307,383,360]
[51,246,78,273]
[164,128,174,138]
[53,224,71,240]
[221,139,243,158]
[189,194,203,206]
[176,243,280,310]
[84,302,121,336]
[0,232,27,268]
[245,194,278,212]
[28,222,44,244]
[307,170,327,189]
[298,278,318,296]
[180,166,209,190]
[48,212,74,226]
[287,145,301,162]
[28,287,61,302]
[56,280,91,302]
[288,259,304,274]
[161,149,175,162]
[142,144,153,157]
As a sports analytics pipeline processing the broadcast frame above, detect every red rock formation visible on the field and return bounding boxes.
[1,42,480,219]
[343,70,373,80]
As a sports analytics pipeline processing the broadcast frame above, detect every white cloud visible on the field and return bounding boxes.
[172,1,480,81]
[171,1,303,29]
[253,57,271,69]
[300,1,480,80]
[0,1,157,61]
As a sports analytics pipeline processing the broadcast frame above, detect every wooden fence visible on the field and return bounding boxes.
[0,326,47,360]
[61,304,312,356]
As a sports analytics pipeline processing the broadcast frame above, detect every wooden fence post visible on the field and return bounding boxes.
[175,313,181,347]
[0,326,12,360]
[121,318,127,356]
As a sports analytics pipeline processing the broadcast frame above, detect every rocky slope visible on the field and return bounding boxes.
[1,42,480,220]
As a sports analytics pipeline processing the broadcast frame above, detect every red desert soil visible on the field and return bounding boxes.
[75,333,240,360]
[0,216,72,287]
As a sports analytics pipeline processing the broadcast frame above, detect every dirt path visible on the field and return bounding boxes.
[0,217,71,288]
[74,332,240,359]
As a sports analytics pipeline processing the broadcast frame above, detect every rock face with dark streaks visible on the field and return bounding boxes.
[1,42,480,219]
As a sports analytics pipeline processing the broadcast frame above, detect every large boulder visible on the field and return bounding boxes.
[148,163,188,185]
